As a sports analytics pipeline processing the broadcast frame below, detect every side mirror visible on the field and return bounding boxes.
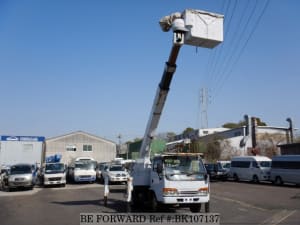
[204,174,208,181]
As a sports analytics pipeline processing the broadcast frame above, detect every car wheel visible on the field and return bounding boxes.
[252,175,259,183]
[233,173,239,182]
[275,176,283,186]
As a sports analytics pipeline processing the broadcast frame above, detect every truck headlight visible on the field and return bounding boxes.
[198,187,209,195]
[163,188,178,196]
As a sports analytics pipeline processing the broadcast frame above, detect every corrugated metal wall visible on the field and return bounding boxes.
[45,132,116,165]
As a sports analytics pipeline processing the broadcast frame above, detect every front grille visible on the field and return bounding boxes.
[48,177,61,181]
[179,191,198,196]
[79,175,91,178]
[15,178,25,181]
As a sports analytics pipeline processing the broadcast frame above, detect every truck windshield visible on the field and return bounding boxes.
[45,163,65,174]
[109,166,125,171]
[75,162,94,170]
[163,155,206,181]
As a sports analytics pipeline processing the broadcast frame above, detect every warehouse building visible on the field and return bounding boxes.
[0,135,45,166]
[45,131,116,165]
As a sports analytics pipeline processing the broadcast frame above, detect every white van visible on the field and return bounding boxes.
[230,156,271,182]
[270,155,300,185]
[67,157,97,183]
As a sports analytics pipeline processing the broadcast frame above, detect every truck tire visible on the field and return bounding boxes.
[205,202,210,213]
[149,192,158,212]
[190,204,201,213]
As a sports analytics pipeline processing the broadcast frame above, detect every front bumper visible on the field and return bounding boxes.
[8,180,33,188]
[74,175,96,182]
[109,176,128,182]
[162,194,210,204]
[44,177,66,186]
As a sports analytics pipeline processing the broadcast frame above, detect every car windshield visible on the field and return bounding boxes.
[10,165,32,175]
[258,161,271,168]
[45,163,65,174]
[163,155,206,181]
[109,166,125,171]
[75,162,94,170]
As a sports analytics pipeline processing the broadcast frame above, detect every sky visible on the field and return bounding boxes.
[0,0,299,143]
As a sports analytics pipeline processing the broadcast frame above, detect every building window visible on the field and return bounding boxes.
[23,144,33,151]
[83,144,92,152]
[66,145,76,151]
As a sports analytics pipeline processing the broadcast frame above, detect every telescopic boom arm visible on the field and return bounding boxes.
[139,26,186,161]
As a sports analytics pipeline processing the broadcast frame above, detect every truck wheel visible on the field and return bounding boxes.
[205,202,210,213]
[190,204,201,213]
[149,192,158,212]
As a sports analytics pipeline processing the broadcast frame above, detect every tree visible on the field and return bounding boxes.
[182,127,195,135]
[205,137,222,162]
[193,137,222,162]
[156,131,176,141]
[222,117,267,128]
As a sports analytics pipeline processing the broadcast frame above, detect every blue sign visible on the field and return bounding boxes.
[0,136,45,142]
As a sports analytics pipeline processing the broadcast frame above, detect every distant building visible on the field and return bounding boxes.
[45,131,116,165]
[0,135,45,166]
[123,139,166,160]
[167,125,293,159]
[277,143,300,155]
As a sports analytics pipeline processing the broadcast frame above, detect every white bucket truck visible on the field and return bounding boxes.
[130,9,223,212]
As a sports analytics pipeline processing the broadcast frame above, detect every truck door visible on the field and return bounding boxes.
[150,157,163,201]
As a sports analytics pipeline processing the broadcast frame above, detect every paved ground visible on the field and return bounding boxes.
[0,181,299,225]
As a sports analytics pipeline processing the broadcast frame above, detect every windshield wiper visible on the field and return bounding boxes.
[186,171,206,176]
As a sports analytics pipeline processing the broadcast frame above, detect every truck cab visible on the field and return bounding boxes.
[132,153,210,212]
[42,162,66,187]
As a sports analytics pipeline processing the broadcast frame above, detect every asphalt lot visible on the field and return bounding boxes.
[0,181,299,225]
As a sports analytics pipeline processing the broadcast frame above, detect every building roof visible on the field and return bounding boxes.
[46,130,116,145]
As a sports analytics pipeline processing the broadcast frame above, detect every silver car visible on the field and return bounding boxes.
[1,164,34,191]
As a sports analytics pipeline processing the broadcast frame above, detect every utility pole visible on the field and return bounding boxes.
[117,134,122,157]
[286,118,294,143]
[200,87,209,129]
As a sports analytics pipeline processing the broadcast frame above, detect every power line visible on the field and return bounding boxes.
[211,0,252,93]
[213,0,270,98]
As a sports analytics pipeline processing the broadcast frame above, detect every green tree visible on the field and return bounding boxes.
[222,117,267,128]
[183,127,195,135]
[205,137,222,162]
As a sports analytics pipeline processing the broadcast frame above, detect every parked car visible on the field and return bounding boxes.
[205,163,228,181]
[217,161,231,173]
[1,164,34,191]
[101,164,129,184]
